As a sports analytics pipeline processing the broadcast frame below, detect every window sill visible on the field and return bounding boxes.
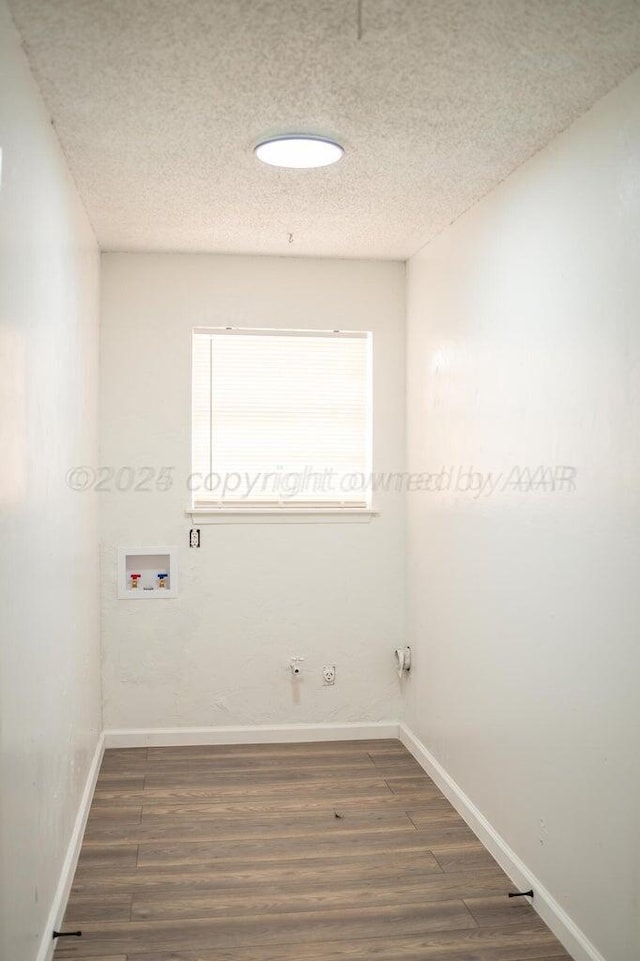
[185,507,379,524]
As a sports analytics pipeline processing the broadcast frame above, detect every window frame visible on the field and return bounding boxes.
[189,326,375,516]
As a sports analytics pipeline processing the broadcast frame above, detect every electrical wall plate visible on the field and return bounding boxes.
[189,528,201,548]
[322,665,336,685]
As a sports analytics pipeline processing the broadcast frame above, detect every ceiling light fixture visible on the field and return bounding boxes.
[254,135,344,169]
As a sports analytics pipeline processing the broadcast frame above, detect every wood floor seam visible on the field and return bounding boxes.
[59,740,572,961]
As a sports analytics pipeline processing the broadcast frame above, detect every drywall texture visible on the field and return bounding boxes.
[9,0,640,258]
[0,3,102,961]
[405,70,640,961]
[100,254,405,730]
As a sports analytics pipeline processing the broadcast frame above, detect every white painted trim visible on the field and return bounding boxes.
[36,732,105,961]
[186,510,378,525]
[186,508,379,516]
[399,723,605,961]
[104,721,399,748]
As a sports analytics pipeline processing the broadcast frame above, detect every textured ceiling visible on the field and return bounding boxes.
[8,0,640,258]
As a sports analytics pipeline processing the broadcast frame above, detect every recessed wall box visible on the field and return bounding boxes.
[117,547,178,599]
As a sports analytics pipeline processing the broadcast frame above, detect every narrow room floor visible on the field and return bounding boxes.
[56,740,570,960]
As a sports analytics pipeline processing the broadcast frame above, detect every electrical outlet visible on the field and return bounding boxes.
[322,665,336,686]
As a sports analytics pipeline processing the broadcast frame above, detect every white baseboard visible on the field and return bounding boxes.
[103,721,400,748]
[36,732,105,961]
[399,723,604,961]
[42,722,600,961]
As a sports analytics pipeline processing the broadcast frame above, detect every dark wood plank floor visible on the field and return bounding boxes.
[55,740,572,961]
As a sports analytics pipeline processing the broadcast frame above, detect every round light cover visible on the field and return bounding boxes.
[255,136,344,169]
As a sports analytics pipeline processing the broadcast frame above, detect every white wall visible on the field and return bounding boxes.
[405,70,640,961]
[0,3,101,961]
[100,253,405,731]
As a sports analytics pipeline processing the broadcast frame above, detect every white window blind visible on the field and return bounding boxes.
[191,328,373,509]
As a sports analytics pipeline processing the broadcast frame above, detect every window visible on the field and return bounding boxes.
[191,328,372,510]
